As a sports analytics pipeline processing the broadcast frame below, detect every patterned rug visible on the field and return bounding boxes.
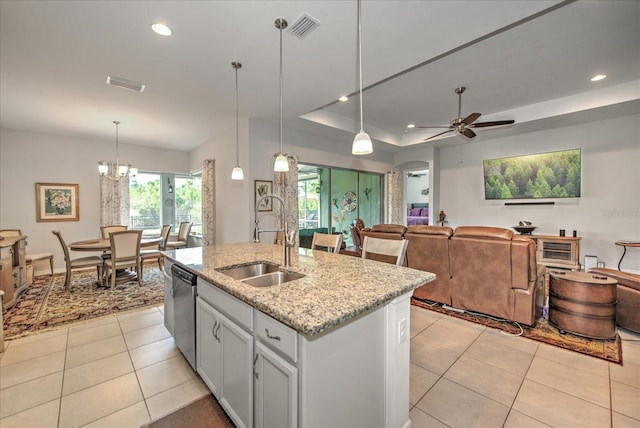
[3,264,164,340]
[411,298,623,365]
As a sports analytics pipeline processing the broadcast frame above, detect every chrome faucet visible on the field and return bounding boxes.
[254,194,296,267]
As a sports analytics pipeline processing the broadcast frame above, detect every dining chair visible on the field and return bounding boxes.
[140,224,171,276]
[361,236,409,266]
[100,225,128,239]
[2,229,54,277]
[104,230,142,290]
[310,232,343,254]
[52,230,104,291]
[165,222,192,249]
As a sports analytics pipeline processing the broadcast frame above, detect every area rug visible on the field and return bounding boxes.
[411,298,623,365]
[3,264,164,340]
[142,395,234,428]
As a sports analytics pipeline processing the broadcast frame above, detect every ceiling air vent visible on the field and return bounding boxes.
[106,76,145,93]
[287,13,321,39]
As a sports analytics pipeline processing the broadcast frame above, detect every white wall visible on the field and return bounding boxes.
[437,113,640,272]
[0,128,189,273]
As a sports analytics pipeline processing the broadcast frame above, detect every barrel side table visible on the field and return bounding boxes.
[548,271,617,339]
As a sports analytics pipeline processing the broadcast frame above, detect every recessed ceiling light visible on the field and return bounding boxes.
[339,95,349,102]
[406,123,415,129]
[151,23,173,36]
[590,74,606,82]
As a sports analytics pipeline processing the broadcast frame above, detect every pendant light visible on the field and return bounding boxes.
[98,121,138,181]
[231,61,244,180]
[273,18,289,172]
[352,0,373,155]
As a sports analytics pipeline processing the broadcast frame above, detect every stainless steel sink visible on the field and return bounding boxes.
[217,262,280,280]
[242,271,305,287]
[216,261,304,287]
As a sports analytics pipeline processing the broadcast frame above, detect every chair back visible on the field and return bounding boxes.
[109,230,142,262]
[52,230,71,264]
[101,225,128,239]
[0,229,22,237]
[361,236,409,266]
[159,224,172,250]
[310,232,343,254]
[177,222,193,241]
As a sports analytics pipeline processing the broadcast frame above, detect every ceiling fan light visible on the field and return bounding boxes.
[352,130,373,155]
[274,154,289,172]
[231,166,244,180]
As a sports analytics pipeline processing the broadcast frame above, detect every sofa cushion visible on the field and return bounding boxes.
[406,225,453,237]
[453,226,514,240]
[420,208,429,217]
[409,208,421,216]
[370,224,407,234]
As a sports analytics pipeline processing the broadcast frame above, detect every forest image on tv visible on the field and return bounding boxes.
[483,148,581,200]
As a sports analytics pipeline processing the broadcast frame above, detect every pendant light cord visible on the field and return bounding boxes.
[279,23,284,155]
[114,120,120,168]
[235,65,240,166]
[357,0,364,132]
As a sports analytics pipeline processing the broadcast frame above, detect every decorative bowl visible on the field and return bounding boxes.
[513,225,537,235]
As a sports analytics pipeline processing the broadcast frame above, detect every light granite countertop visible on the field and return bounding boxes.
[164,243,435,337]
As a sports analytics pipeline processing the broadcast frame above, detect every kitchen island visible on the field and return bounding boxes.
[165,242,435,428]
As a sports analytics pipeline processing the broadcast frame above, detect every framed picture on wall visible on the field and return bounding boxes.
[254,180,273,212]
[36,183,80,222]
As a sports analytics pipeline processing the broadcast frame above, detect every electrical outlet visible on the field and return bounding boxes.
[398,317,407,344]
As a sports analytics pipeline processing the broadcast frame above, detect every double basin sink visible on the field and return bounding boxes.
[217,262,304,287]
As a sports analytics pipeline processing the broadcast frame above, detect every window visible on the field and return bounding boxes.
[130,173,161,233]
[298,164,382,248]
[129,172,201,235]
[175,174,202,234]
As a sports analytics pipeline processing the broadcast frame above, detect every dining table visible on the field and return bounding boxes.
[69,236,163,252]
[69,236,163,286]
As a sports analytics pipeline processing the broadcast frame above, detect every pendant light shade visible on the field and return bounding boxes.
[231,61,244,180]
[352,0,373,155]
[274,18,289,172]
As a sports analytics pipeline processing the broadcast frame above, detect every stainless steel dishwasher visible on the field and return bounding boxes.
[171,264,197,370]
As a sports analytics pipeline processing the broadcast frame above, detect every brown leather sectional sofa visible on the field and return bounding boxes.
[365,224,545,326]
[586,268,640,333]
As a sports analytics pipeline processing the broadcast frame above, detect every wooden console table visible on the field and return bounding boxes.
[0,235,28,309]
[531,235,581,270]
[548,271,617,339]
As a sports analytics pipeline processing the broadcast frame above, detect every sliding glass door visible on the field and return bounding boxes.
[298,164,382,248]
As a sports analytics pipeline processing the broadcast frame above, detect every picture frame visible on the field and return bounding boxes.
[254,180,273,212]
[36,183,80,222]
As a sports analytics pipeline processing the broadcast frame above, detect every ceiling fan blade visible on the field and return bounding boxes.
[470,120,515,128]
[423,129,454,142]
[461,112,481,125]
[459,128,476,139]
[416,125,451,129]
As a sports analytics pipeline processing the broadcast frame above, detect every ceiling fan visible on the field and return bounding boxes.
[417,87,515,142]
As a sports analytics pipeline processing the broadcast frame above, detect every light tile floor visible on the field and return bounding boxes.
[1,304,639,427]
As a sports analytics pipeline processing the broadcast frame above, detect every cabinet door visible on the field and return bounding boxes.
[255,341,298,428]
[219,311,254,428]
[196,297,222,397]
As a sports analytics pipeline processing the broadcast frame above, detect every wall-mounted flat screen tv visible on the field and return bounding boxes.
[483,148,581,200]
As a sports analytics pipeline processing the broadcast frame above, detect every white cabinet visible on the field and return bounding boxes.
[197,279,254,428]
[163,260,174,335]
[254,313,298,428]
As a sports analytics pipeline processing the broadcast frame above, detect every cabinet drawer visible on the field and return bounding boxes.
[197,278,253,332]
[256,311,298,363]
